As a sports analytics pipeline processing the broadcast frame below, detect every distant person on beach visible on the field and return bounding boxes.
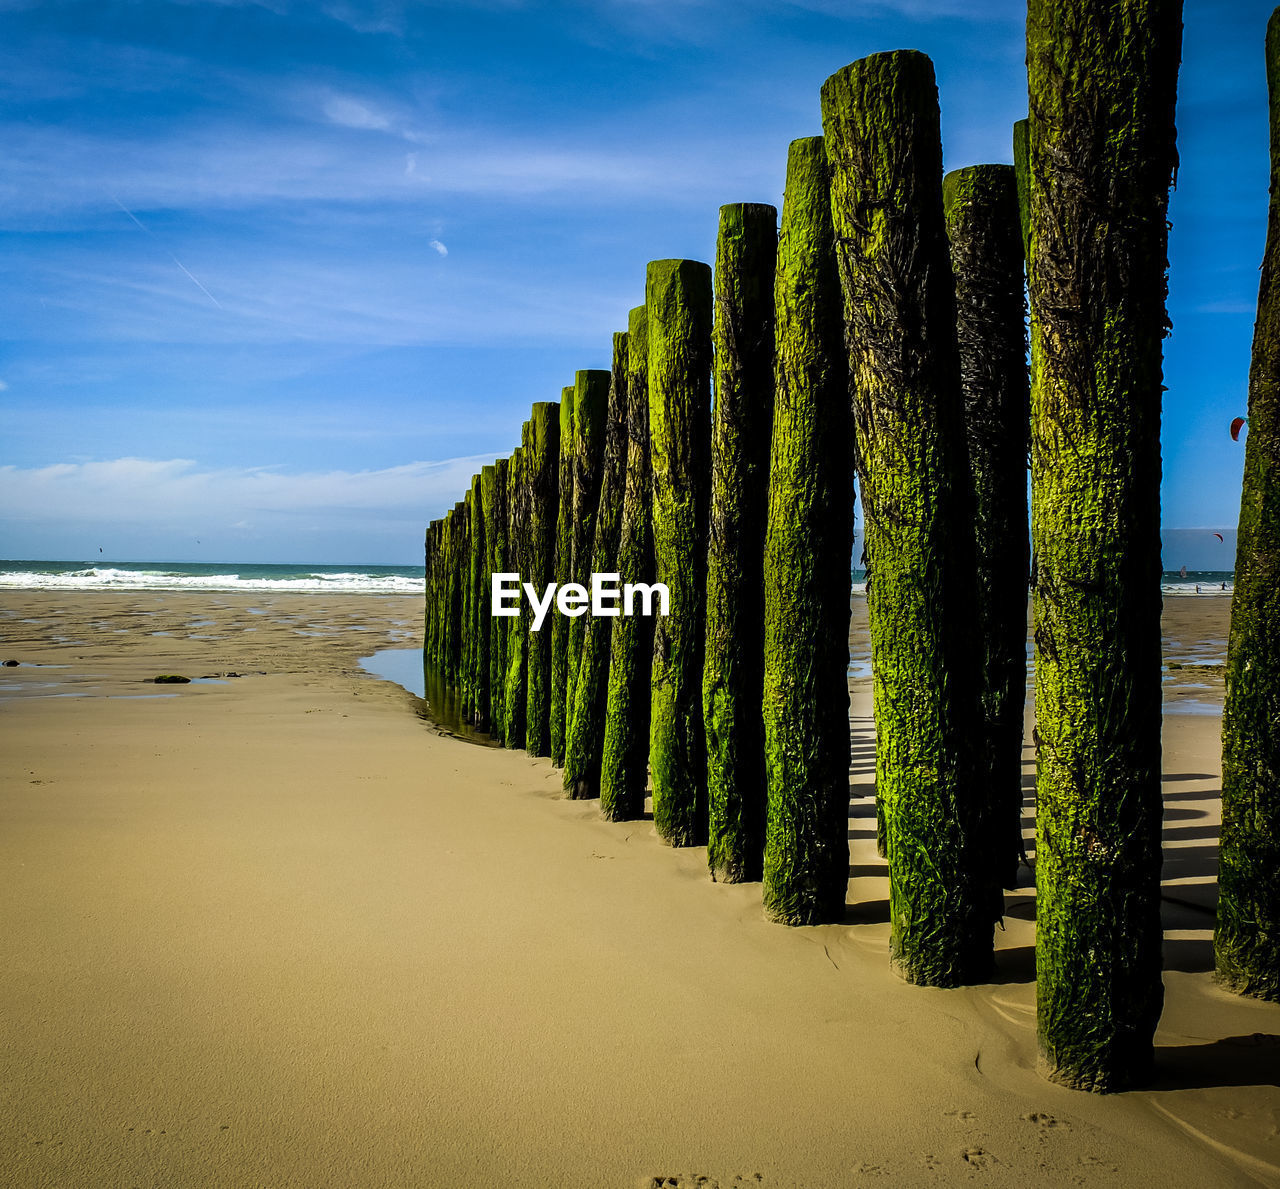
[1180,564,1187,578]
[1196,584,1202,594]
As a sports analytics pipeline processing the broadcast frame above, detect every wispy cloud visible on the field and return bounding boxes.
[428,239,448,257]
[0,115,769,224]
[322,93,393,131]
[0,454,500,534]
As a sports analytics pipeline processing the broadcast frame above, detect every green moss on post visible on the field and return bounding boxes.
[444,501,466,685]
[503,438,529,749]
[601,307,655,821]
[550,385,576,765]
[424,520,439,672]
[1013,119,1032,264]
[705,201,778,883]
[822,51,993,983]
[524,401,560,757]
[564,333,629,799]
[431,514,447,673]
[760,139,852,924]
[488,457,510,743]
[943,165,1030,892]
[1218,7,1280,1005]
[565,369,610,723]
[647,258,712,847]
[476,465,499,732]
[464,475,484,723]
[1026,0,1182,1089]
[437,509,451,677]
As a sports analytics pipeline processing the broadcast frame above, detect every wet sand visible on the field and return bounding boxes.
[1,589,1276,1187]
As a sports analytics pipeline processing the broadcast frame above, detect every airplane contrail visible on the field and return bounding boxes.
[110,194,224,311]
[167,252,223,310]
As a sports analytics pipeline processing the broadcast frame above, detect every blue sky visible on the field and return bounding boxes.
[0,0,1270,564]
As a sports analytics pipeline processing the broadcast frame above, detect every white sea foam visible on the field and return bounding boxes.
[0,566,423,595]
[1160,581,1233,597]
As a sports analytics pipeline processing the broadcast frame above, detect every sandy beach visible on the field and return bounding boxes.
[1,589,1277,1187]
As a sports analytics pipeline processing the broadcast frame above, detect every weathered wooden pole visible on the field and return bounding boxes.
[647,258,712,847]
[434,510,448,675]
[525,400,561,757]
[1012,119,1032,261]
[822,51,993,984]
[463,475,482,722]
[488,456,510,743]
[705,201,778,883]
[503,437,529,749]
[565,370,610,723]
[430,515,446,672]
[564,333,629,799]
[601,306,655,821]
[550,385,576,766]
[759,138,852,923]
[1025,0,1182,1089]
[444,501,466,685]
[1218,6,1280,1005]
[943,165,1030,892]
[424,519,439,672]
[475,464,498,732]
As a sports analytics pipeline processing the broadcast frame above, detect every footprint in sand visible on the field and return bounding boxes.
[643,1176,765,1188]
[1023,1111,1069,1130]
[962,1148,996,1170]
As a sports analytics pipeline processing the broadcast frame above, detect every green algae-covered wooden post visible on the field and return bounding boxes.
[488,456,510,743]
[464,475,483,722]
[760,139,852,924]
[564,333,629,799]
[1012,119,1032,262]
[476,464,499,732]
[431,513,448,673]
[423,519,438,671]
[1219,7,1280,1005]
[565,369,610,724]
[822,51,993,984]
[705,202,778,883]
[454,499,469,687]
[943,165,1030,892]
[443,501,466,685]
[440,506,455,675]
[504,437,529,749]
[470,471,487,724]
[550,385,576,765]
[1026,0,1182,1089]
[525,400,560,757]
[601,306,655,821]
[647,258,712,847]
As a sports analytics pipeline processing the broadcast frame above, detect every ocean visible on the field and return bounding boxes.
[0,559,1233,598]
[0,560,425,595]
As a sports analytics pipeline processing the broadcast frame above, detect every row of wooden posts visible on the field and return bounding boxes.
[424,1,1280,1095]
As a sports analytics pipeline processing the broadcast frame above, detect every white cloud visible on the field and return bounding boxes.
[428,239,448,257]
[1196,299,1255,315]
[322,94,393,131]
[0,116,759,222]
[0,455,500,543]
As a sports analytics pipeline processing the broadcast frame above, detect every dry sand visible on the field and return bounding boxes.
[1,590,1277,1188]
